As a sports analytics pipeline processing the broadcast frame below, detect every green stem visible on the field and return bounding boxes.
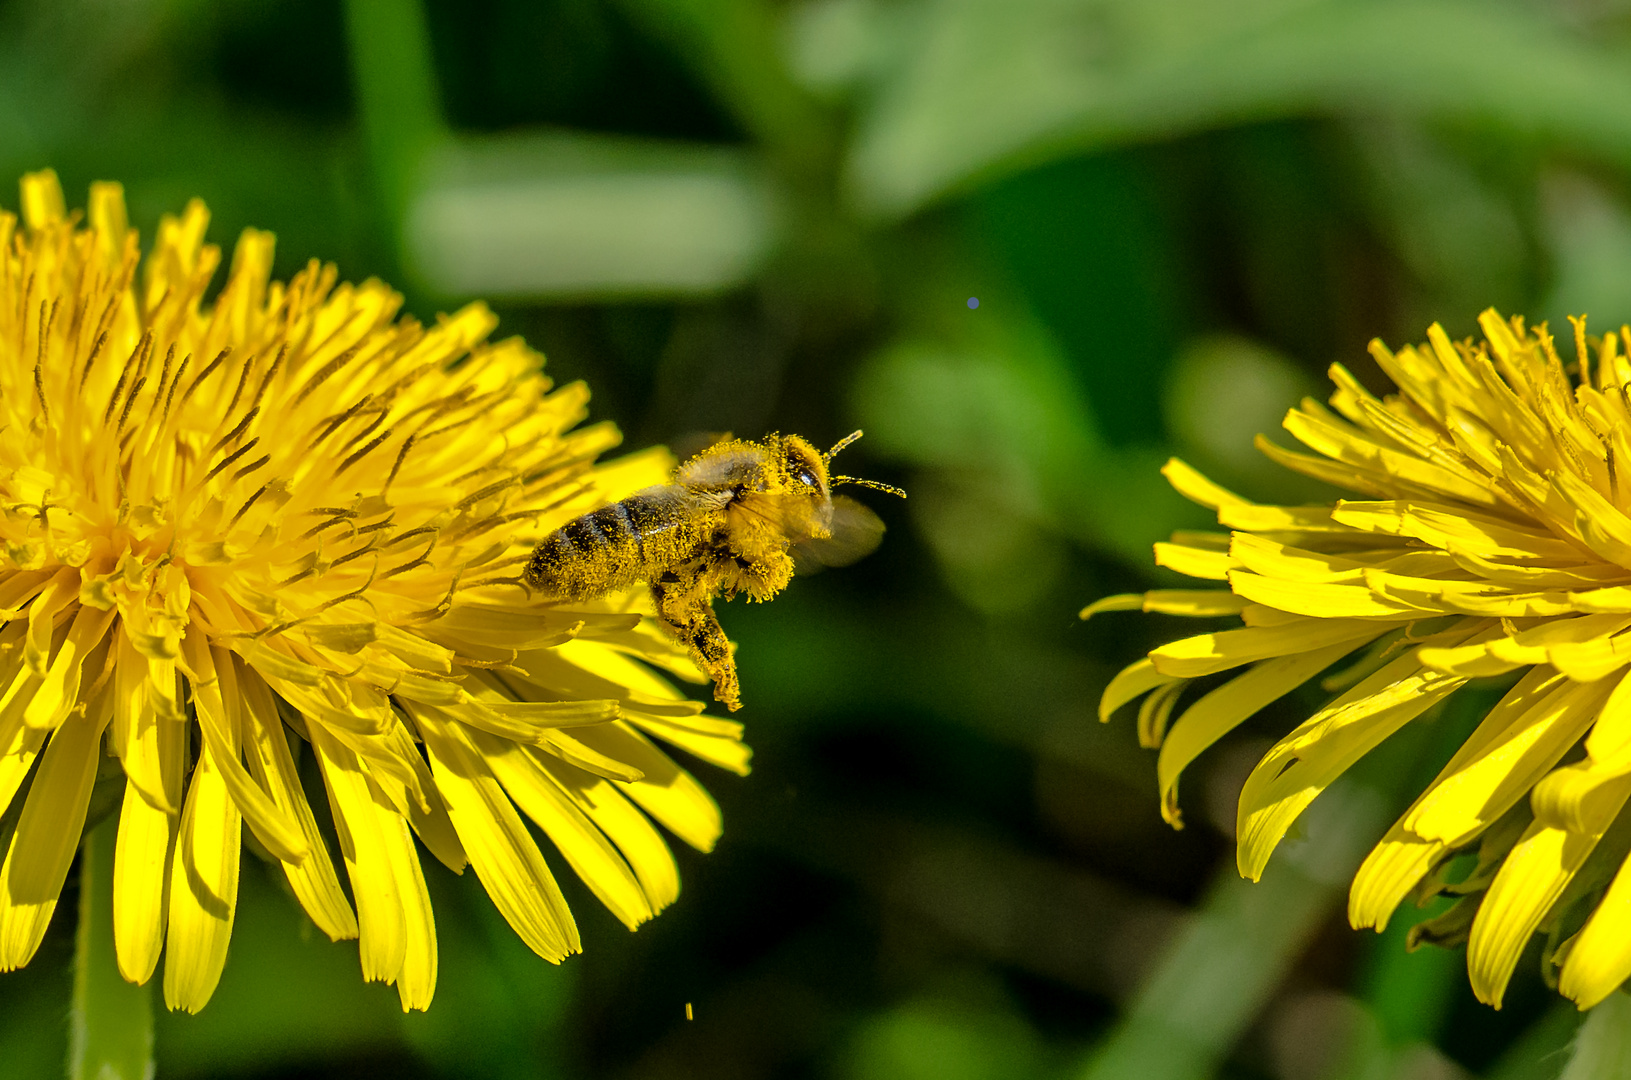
[1560,992,1631,1080]
[68,814,153,1080]
[342,0,448,228]
[614,0,834,178]
[1072,784,1384,1080]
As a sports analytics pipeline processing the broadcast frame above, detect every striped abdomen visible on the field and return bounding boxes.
[525,486,708,600]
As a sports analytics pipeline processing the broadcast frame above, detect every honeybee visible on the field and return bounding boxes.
[525,431,904,710]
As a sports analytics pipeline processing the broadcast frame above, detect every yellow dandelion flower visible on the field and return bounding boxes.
[0,170,747,1014]
[1089,308,1631,1011]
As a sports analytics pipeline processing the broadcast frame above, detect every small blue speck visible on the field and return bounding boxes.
[967,297,980,309]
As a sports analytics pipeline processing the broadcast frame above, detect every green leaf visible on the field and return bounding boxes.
[404,132,778,299]
[1560,991,1631,1080]
[842,0,1631,219]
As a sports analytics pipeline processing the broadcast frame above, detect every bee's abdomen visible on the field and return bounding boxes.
[526,489,693,600]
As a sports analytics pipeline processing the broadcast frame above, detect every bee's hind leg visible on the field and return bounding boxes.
[651,580,741,711]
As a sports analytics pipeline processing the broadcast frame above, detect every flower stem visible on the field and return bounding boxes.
[342,0,447,222]
[68,814,153,1080]
[1561,991,1631,1080]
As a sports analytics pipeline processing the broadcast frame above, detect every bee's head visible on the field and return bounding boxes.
[772,432,905,535]
[779,435,832,502]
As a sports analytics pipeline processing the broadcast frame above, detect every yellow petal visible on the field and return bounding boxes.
[272,677,424,807]
[427,603,596,650]
[1469,815,1623,1008]
[1150,619,1385,678]
[1219,501,1362,534]
[1099,658,1178,723]
[413,705,579,962]
[0,726,49,829]
[20,169,66,229]
[309,723,436,1003]
[216,228,275,347]
[1160,458,1248,510]
[370,623,455,674]
[578,443,675,502]
[1252,434,1393,498]
[1571,586,1631,614]
[1405,675,1607,846]
[256,668,393,736]
[1229,534,1403,584]
[1550,631,1631,683]
[622,707,742,740]
[1089,587,1252,623]
[538,729,646,783]
[1236,623,1488,879]
[473,727,654,930]
[1153,541,1237,580]
[385,823,438,1012]
[1560,849,1631,1007]
[1416,639,1528,678]
[22,604,113,730]
[457,690,622,747]
[1079,594,1143,619]
[144,198,212,315]
[369,714,467,873]
[550,639,691,705]
[178,637,307,863]
[112,634,185,814]
[236,665,356,941]
[1227,571,1420,619]
[1136,680,1185,750]
[316,715,441,1012]
[1332,501,1580,562]
[1447,547,1622,589]
[1552,468,1631,570]
[0,697,111,969]
[531,753,680,913]
[1348,827,1445,932]
[1586,668,1631,761]
[1531,760,1631,837]
[1282,405,1501,508]
[113,777,177,985]
[1140,590,1252,617]
[624,712,752,776]
[163,744,242,1013]
[1421,614,1631,680]
[1364,570,1572,618]
[1157,640,1365,827]
[568,722,723,853]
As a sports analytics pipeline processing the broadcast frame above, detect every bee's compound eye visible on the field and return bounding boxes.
[785,443,823,489]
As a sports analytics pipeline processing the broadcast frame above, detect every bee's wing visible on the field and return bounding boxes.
[792,496,886,575]
[671,430,735,465]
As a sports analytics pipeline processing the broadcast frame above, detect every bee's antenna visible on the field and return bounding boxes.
[825,430,864,462]
[825,431,905,497]
[832,476,906,498]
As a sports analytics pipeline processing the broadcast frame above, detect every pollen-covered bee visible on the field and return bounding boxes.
[525,431,904,711]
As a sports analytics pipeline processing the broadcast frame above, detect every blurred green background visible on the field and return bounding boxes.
[8,0,1631,1076]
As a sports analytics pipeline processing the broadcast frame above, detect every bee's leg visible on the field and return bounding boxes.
[688,604,740,712]
[651,578,741,711]
[732,550,793,602]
